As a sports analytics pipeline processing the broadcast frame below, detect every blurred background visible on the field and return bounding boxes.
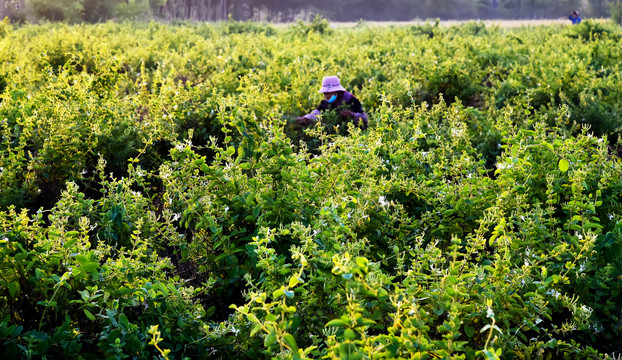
[1,0,620,24]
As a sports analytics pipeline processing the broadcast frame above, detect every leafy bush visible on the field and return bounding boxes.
[291,14,333,36]
[1,20,622,359]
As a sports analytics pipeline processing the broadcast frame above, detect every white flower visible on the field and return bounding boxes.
[590,322,604,333]
[547,289,561,299]
[580,305,593,316]
[496,162,512,170]
[379,196,388,207]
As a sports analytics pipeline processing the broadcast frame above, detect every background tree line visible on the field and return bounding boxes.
[1,0,620,23]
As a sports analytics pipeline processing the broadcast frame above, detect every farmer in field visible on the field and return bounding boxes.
[296,76,368,129]
[568,10,581,24]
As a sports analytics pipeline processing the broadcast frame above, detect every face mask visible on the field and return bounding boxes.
[327,94,337,104]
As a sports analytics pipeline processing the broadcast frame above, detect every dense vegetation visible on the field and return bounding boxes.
[1,18,622,359]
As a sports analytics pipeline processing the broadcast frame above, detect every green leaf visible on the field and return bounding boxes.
[339,343,359,360]
[283,289,295,298]
[326,319,348,328]
[482,348,500,360]
[264,332,276,347]
[558,159,569,172]
[442,209,456,216]
[273,289,284,299]
[8,282,20,298]
[83,309,96,321]
[355,318,376,327]
[82,262,99,273]
[9,325,23,337]
[283,333,298,352]
[584,222,603,230]
[76,255,88,265]
[464,325,475,338]
[250,323,262,337]
[288,276,299,288]
[63,237,78,248]
[65,231,80,238]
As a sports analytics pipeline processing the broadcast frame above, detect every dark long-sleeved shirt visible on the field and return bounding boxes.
[301,91,368,129]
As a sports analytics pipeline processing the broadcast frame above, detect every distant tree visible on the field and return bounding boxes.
[4,0,619,23]
[83,0,116,22]
[610,0,622,25]
[113,0,151,20]
[3,0,27,23]
[587,0,612,17]
[27,0,84,22]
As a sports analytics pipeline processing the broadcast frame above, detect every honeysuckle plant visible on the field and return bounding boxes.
[1,19,622,359]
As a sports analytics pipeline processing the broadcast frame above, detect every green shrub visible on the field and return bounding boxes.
[1,20,622,359]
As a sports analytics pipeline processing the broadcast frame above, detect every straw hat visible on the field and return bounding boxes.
[318,76,346,93]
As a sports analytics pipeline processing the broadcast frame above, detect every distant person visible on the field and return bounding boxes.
[296,76,368,129]
[568,10,581,24]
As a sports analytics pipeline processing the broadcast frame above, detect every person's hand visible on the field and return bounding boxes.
[340,110,354,118]
[295,117,308,125]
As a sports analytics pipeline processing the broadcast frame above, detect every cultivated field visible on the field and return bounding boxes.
[0,18,621,359]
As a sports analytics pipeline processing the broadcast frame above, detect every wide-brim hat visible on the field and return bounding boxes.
[318,76,346,93]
